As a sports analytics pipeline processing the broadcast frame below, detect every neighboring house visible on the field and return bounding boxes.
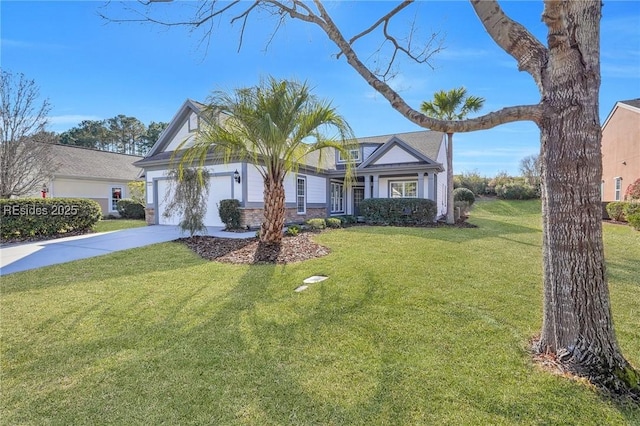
[39,144,143,216]
[135,99,448,227]
[601,99,640,201]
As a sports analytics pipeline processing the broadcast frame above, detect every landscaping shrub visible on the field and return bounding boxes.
[305,218,326,230]
[606,201,626,222]
[218,199,242,230]
[1,198,101,240]
[622,202,640,221]
[337,215,357,225]
[454,170,489,195]
[359,198,437,226]
[285,224,301,236]
[453,187,476,205]
[627,213,640,231]
[116,198,145,219]
[325,217,342,229]
[495,182,539,200]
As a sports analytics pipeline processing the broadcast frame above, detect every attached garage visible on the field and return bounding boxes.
[156,175,234,227]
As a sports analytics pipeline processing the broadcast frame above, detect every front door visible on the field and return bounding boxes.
[353,187,364,216]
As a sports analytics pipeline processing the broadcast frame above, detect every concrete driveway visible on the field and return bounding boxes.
[0,225,255,276]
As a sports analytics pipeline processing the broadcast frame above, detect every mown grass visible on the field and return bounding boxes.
[1,200,638,424]
[94,219,146,233]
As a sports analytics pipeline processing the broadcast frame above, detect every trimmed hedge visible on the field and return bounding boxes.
[218,199,242,230]
[305,218,326,230]
[606,201,626,222]
[1,198,101,240]
[325,217,342,229]
[627,213,640,231]
[453,187,476,205]
[495,182,539,200]
[359,198,437,226]
[116,198,145,219]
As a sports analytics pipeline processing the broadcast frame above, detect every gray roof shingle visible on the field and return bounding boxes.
[50,144,143,180]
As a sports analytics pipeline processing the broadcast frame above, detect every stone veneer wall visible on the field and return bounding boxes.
[241,208,327,228]
[144,207,155,225]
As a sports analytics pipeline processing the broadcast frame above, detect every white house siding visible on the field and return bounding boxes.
[373,145,420,165]
[362,145,377,161]
[306,175,326,203]
[247,165,265,203]
[163,113,198,152]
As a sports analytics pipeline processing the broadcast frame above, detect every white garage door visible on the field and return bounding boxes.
[156,176,233,227]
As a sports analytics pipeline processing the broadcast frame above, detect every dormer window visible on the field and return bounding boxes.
[338,148,361,163]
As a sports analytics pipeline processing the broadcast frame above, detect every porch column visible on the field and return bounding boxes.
[364,175,371,199]
[427,173,436,201]
[418,172,425,198]
[372,175,379,198]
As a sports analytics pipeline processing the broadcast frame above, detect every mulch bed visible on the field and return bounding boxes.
[177,220,478,265]
[176,233,331,264]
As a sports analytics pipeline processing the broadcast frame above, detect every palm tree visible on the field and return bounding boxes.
[178,77,356,243]
[421,87,484,224]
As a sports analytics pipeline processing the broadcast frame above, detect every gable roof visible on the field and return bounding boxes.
[50,144,142,181]
[145,99,206,157]
[357,130,444,161]
[602,98,640,130]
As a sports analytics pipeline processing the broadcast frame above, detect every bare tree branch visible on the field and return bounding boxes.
[470,0,548,90]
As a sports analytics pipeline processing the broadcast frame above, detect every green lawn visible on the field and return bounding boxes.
[94,219,147,233]
[1,200,638,424]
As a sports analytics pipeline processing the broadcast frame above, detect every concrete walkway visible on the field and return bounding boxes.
[0,225,255,276]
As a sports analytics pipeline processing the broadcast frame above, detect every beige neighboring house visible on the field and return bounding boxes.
[41,144,143,216]
[601,99,640,201]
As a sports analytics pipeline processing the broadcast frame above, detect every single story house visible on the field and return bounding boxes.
[601,99,640,201]
[41,144,143,216]
[135,99,449,227]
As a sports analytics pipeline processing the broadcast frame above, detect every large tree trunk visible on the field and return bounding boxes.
[261,175,286,244]
[534,1,639,397]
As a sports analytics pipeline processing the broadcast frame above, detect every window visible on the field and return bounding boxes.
[338,149,361,163]
[331,182,344,213]
[390,181,417,198]
[111,187,123,211]
[297,177,306,214]
[614,177,622,201]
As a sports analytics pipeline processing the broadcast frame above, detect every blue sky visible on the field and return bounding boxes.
[2,1,639,176]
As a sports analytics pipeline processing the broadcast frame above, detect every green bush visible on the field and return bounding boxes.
[453,187,476,205]
[606,201,626,222]
[286,224,301,236]
[336,215,357,225]
[627,213,640,231]
[325,217,342,229]
[116,198,145,219]
[454,170,489,195]
[359,198,437,226]
[218,199,242,230]
[495,182,539,200]
[1,198,101,240]
[622,202,640,221]
[305,218,326,230]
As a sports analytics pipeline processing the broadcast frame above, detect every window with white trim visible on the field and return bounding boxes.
[331,182,344,213]
[297,177,306,214]
[338,149,361,163]
[614,177,622,201]
[390,181,417,198]
[111,187,123,212]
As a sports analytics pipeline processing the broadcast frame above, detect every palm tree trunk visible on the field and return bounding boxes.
[261,176,286,243]
[446,132,455,224]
